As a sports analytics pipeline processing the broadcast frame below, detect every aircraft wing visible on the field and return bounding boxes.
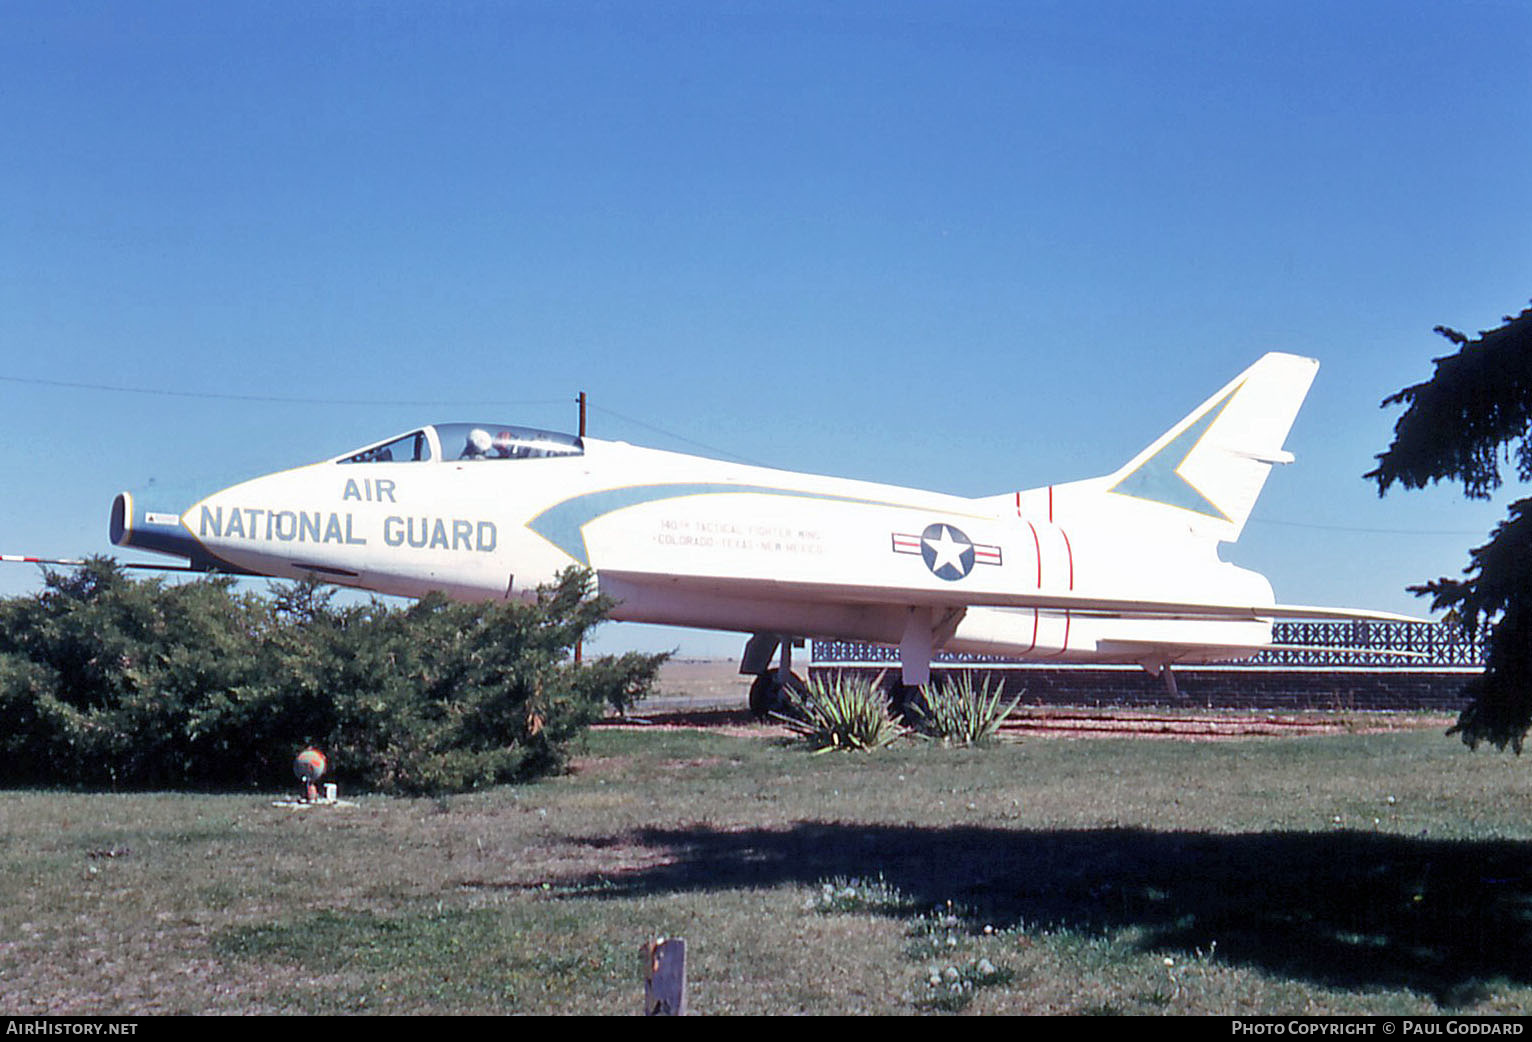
[595,569,1421,623]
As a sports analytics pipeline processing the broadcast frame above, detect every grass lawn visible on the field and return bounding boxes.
[3,722,1530,1015]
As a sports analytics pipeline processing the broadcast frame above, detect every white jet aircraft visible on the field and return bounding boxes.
[105,352,1409,712]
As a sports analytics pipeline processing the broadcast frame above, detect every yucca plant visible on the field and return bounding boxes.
[774,672,907,753]
[908,672,1021,746]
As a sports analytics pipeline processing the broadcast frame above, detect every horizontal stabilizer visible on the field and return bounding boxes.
[1096,638,1432,661]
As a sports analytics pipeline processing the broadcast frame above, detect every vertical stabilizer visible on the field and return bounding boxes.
[996,353,1318,543]
[1101,352,1317,540]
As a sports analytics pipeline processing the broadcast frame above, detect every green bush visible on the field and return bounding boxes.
[908,672,1020,746]
[776,672,906,752]
[0,561,267,787]
[0,559,664,794]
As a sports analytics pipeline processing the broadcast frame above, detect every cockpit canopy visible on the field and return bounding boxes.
[337,423,584,465]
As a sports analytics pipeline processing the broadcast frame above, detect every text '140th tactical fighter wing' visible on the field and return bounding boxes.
[106,353,1415,712]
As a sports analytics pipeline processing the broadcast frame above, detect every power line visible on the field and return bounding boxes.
[0,374,561,409]
[0,373,1504,539]
[587,403,770,467]
[1251,517,1489,536]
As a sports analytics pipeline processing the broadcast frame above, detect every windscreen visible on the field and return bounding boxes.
[436,423,584,461]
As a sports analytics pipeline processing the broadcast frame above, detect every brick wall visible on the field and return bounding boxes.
[810,665,1475,713]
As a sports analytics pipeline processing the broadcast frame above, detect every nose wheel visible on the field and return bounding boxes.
[748,670,807,719]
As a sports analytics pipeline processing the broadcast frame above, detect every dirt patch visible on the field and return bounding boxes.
[599,706,1453,741]
[595,707,781,739]
[654,658,751,701]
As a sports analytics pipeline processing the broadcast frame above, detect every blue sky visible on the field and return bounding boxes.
[2,1,1529,655]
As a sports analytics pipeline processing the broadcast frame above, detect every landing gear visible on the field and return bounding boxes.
[1141,659,1187,705]
[740,632,808,719]
[748,670,808,719]
[884,675,927,725]
[1162,664,1184,704]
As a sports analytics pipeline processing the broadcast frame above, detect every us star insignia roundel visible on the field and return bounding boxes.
[891,524,1002,581]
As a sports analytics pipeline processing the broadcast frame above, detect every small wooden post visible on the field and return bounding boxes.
[643,937,686,1016]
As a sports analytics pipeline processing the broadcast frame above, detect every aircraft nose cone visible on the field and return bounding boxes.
[109,490,220,567]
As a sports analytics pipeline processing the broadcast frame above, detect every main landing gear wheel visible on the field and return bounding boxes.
[884,677,926,725]
[749,670,808,719]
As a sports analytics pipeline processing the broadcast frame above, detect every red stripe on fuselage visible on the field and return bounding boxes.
[1060,527,1074,589]
[1026,521,1041,588]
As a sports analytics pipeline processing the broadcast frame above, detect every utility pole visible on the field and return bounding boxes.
[575,392,586,664]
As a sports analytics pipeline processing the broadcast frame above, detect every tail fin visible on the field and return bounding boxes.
[999,353,1319,543]
[1103,352,1317,539]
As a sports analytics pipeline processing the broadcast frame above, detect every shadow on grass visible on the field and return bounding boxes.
[570,823,1532,1005]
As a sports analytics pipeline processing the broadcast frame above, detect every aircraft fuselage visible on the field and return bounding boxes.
[111,355,1411,682]
[113,424,1274,667]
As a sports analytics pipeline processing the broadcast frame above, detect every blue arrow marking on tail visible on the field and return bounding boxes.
[1107,384,1241,520]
